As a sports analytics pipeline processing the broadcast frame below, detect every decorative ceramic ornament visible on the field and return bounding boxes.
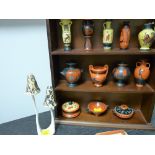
[60,62,82,87]
[82,20,94,50]
[89,64,109,87]
[62,101,80,118]
[134,60,150,87]
[113,63,131,87]
[113,104,134,119]
[59,19,72,51]
[138,23,155,51]
[88,101,108,116]
[120,21,130,50]
[26,74,57,135]
[103,20,114,50]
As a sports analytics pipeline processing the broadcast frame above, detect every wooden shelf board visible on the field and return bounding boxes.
[55,80,155,93]
[51,48,155,55]
[55,110,155,130]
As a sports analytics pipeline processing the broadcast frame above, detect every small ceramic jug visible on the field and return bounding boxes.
[103,20,114,50]
[59,19,72,51]
[134,60,150,87]
[120,21,131,49]
[60,62,82,87]
[89,64,109,87]
[82,20,94,50]
[138,23,155,51]
[113,63,131,86]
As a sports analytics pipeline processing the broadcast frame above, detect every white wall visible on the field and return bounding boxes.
[0,20,51,124]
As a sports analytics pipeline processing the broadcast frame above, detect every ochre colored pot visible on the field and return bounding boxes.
[89,64,109,87]
[134,60,150,87]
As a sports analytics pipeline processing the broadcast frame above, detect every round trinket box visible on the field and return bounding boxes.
[62,101,80,113]
[113,104,134,119]
[62,101,80,118]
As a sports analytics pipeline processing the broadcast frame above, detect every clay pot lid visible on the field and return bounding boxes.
[88,101,108,116]
[62,101,80,113]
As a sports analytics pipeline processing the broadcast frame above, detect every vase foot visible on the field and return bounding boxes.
[116,82,125,87]
[94,83,102,87]
[140,47,150,51]
[136,84,144,88]
[68,83,77,87]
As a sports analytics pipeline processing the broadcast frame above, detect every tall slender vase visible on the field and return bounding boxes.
[103,20,114,50]
[59,19,72,51]
[120,21,131,50]
[82,20,94,50]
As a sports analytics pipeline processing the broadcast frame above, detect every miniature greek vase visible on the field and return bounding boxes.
[134,60,150,87]
[82,20,94,50]
[89,64,109,87]
[120,21,131,49]
[60,62,82,87]
[138,23,155,51]
[113,63,131,87]
[103,20,114,50]
[59,19,72,51]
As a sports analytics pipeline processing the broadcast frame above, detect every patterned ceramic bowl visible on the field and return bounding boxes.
[88,101,108,116]
[113,104,134,119]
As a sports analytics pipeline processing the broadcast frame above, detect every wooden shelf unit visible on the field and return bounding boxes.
[47,19,155,130]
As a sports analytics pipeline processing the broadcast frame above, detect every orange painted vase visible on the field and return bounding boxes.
[134,60,150,87]
[113,63,131,87]
[60,62,82,87]
[89,64,109,87]
[120,21,131,49]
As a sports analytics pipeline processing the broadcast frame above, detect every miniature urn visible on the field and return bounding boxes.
[134,60,150,87]
[59,19,72,51]
[60,62,82,87]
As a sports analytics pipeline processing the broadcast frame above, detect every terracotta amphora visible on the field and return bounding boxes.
[134,60,150,87]
[89,65,109,87]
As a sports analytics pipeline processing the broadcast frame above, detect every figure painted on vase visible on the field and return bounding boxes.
[59,19,72,51]
[103,20,114,50]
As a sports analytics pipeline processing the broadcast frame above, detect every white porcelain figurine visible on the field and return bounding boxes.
[26,74,57,135]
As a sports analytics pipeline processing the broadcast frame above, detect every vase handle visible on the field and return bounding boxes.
[89,65,93,75]
[146,63,150,68]
[136,62,141,67]
[104,65,109,76]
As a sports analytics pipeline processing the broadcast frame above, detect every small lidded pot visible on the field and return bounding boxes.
[113,63,131,87]
[134,60,150,87]
[60,62,82,87]
[113,104,134,119]
[62,101,80,118]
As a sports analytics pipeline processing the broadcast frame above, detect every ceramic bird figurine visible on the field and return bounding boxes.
[26,74,57,135]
